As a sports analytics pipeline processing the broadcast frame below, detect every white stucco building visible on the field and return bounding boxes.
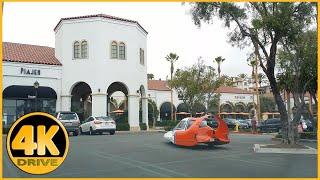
[3,14,148,131]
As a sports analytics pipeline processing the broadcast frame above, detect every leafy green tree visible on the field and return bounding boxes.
[219,75,235,87]
[188,2,316,144]
[260,96,276,113]
[170,59,217,116]
[277,30,317,136]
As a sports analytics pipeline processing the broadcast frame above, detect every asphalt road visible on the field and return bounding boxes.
[3,133,317,178]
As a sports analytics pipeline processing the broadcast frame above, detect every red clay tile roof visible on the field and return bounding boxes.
[215,86,252,94]
[3,42,62,66]
[54,14,148,34]
[148,80,171,91]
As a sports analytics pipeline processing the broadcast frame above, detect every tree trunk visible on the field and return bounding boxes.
[266,72,289,144]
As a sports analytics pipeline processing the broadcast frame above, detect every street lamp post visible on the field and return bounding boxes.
[34,81,39,112]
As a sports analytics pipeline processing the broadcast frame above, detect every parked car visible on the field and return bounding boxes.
[258,118,281,133]
[243,119,252,128]
[56,111,80,136]
[236,119,249,129]
[223,118,237,129]
[80,116,116,135]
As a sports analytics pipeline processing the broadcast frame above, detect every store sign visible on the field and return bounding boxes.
[20,68,41,76]
[235,95,246,99]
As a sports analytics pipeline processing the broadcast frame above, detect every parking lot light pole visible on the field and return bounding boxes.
[34,81,39,111]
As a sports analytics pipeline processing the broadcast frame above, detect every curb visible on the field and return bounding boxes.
[253,144,317,154]
[272,137,317,143]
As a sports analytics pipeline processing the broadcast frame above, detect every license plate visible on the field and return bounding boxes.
[64,122,72,126]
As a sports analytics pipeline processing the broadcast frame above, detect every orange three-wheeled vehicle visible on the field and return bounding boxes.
[164,115,230,147]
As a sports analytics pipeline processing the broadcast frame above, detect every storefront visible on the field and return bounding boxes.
[3,85,57,127]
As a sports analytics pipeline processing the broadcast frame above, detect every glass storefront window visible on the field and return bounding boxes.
[3,98,56,127]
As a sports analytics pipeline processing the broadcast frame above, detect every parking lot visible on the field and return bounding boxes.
[3,132,317,178]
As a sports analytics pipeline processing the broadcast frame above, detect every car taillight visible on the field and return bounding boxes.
[94,120,102,124]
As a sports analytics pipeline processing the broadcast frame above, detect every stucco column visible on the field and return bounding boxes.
[61,95,72,111]
[141,97,149,130]
[128,94,140,131]
[91,93,107,117]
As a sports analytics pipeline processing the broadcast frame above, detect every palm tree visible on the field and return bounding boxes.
[214,56,225,78]
[147,73,154,80]
[238,73,247,79]
[166,53,179,120]
[214,56,225,115]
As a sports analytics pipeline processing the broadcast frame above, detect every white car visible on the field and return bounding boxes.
[80,116,116,135]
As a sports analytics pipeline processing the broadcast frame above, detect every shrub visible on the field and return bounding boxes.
[299,132,317,140]
[164,120,180,131]
[274,132,317,140]
[116,123,130,131]
[140,123,147,130]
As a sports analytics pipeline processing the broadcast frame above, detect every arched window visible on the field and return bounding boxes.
[111,41,118,59]
[81,41,88,58]
[73,41,80,59]
[119,42,126,60]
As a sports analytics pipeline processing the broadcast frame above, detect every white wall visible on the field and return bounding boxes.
[2,61,62,111]
[55,17,147,97]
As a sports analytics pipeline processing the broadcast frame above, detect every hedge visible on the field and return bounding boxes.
[140,123,147,130]
[164,121,180,131]
[116,123,130,131]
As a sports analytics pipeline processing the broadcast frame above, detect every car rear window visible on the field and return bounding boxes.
[96,116,112,121]
[58,113,77,120]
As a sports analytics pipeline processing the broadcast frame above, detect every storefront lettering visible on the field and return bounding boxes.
[20,68,41,76]
[235,95,245,99]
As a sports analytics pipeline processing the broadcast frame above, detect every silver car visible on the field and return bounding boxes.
[56,111,80,136]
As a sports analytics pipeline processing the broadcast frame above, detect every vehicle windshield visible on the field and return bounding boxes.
[174,119,188,130]
[58,113,77,120]
[96,116,112,121]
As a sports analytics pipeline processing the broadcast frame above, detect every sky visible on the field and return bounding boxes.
[3,2,253,80]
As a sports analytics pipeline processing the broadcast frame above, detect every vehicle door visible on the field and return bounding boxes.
[196,120,213,143]
[175,120,198,146]
[83,117,93,132]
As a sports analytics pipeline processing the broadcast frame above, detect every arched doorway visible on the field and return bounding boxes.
[107,82,128,124]
[139,85,148,129]
[235,102,246,113]
[3,85,57,127]
[221,103,233,113]
[71,82,92,122]
[160,102,176,121]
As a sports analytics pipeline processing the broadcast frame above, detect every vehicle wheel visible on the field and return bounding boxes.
[110,130,115,135]
[79,127,83,134]
[99,132,103,135]
[89,127,94,135]
[74,130,79,136]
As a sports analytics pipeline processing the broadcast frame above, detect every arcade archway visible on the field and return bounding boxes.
[71,82,92,122]
[160,102,176,121]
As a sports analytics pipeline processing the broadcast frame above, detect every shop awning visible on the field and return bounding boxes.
[3,85,57,99]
